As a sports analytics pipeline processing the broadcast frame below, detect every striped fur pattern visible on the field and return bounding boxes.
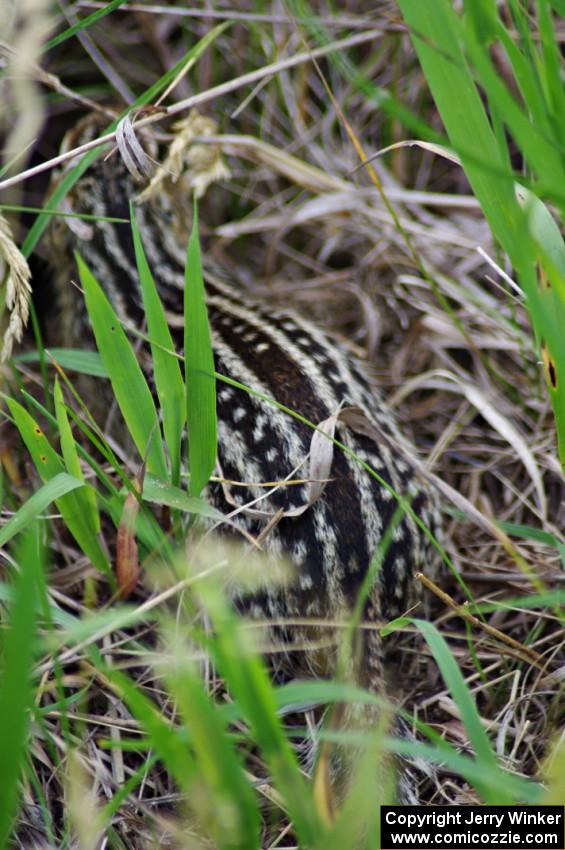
[47,117,441,693]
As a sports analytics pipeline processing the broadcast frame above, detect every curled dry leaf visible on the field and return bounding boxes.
[305,411,339,506]
[116,489,140,599]
[359,139,461,171]
[219,409,338,526]
[0,213,32,361]
[115,113,156,182]
[116,462,147,600]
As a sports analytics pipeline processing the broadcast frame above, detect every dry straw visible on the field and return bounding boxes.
[0,214,32,362]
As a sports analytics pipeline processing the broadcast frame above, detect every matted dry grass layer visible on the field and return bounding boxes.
[1,3,564,847]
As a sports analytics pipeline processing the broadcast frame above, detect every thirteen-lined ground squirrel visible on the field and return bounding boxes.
[46,114,441,703]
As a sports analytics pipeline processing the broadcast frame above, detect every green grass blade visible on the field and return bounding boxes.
[13,378,171,560]
[142,474,225,522]
[497,519,563,547]
[99,754,159,823]
[54,377,100,534]
[465,0,563,176]
[474,589,565,614]
[19,387,125,498]
[105,656,260,848]
[18,382,174,563]
[22,151,102,260]
[0,204,128,223]
[398,0,565,470]
[130,204,185,485]
[44,0,130,52]
[5,397,110,577]
[387,737,542,803]
[536,0,565,122]
[397,0,519,248]
[76,253,168,480]
[518,188,565,466]
[495,26,553,141]
[142,473,262,544]
[104,668,197,791]
[15,349,107,377]
[413,618,504,802]
[164,654,260,849]
[196,578,323,846]
[0,472,84,547]
[0,525,43,850]
[463,29,564,188]
[44,605,150,654]
[184,201,217,497]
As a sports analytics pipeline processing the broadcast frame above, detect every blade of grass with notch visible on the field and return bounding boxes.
[5,397,110,577]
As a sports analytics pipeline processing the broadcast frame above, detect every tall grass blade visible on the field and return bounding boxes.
[389,737,542,802]
[130,204,185,485]
[184,201,217,496]
[195,576,323,846]
[44,0,129,51]
[163,650,261,849]
[5,397,110,576]
[398,0,565,470]
[142,474,228,522]
[76,253,168,480]
[0,525,43,850]
[413,618,507,803]
[54,377,100,534]
[0,472,83,547]
[104,668,197,790]
[16,349,107,377]
[536,0,565,123]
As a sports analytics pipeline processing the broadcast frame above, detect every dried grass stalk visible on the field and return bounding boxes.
[0,213,32,361]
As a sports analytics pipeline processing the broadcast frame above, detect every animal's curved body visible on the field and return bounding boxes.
[47,117,441,698]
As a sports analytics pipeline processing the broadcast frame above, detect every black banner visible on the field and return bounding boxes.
[380,806,565,849]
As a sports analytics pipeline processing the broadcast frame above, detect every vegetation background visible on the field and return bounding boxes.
[0,2,564,849]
